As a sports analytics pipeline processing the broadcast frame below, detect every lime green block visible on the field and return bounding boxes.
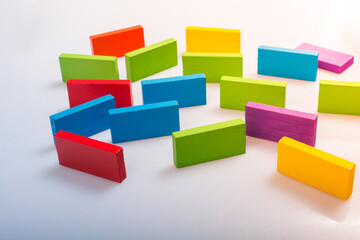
[172,119,246,168]
[220,76,286,110]
[125,38,178,82]
[182,52,243,83]
[318,80,360,115]
[59,53,119,82]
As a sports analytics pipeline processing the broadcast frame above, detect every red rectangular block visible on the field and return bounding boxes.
[54,130,126,183]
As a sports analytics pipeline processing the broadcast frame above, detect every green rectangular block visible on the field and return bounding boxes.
[125,38,178,82]
[172,118,246,168]
[59,53,119,82]
[220,76,286,110]
[182,52,243,83]
[318,80,360,115]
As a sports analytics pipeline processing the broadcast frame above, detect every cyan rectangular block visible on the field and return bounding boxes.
[141,74,206,108]
[109,101,180,143]
[258,46,318,81]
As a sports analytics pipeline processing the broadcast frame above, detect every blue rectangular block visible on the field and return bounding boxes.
[50,95,115,138]
[141,74,207,108]
[109,101,180,143]
[258,46,318,81]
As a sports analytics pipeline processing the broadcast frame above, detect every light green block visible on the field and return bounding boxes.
[172,118,246,168]
[125,38,178,82]
[220,76,286,110]
[182,52,243,83]
[59,53,119,82]
[318,80,360,115]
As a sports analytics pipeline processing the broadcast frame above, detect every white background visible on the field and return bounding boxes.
[1,0,360,239]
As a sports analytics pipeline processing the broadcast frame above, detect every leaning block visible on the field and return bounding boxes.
[54,131,126,183]
[141,74,206,108]
[258,46,318,81]
[67,79,133,108]
[186,26,241,53]
[125,38,177,82]
[109,101,180,143]
[277,137,356,200]
[182,52,243,83]
[318,80,360,116]
[296,43,354,74]
[59,53,119,82]
[245,102,318,146]
[220,76,286,110]
[172,119,246,168]
[90,25,145,57]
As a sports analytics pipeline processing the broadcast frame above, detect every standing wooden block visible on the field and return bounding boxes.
[59,53,119,82]
[258,46,318,81]
[182,53,243,83]
[109,101,180,143]
[277,137,356,200]
[67,79,133,108]
[172,119,246,168]
[220,76,286,110]
[141,74,206,108]
[186,26,241,53]
[125,38,177,82]
[54,131,126,183]
[90,25,145,57]
[245,102,318,146]
[318,80,360,116]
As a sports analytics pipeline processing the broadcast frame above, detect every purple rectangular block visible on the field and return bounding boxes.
[245,102,318,146]
[296,43,354,74]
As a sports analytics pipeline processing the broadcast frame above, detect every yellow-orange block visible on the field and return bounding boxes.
[186,26,241,53]
[277,137,355,200]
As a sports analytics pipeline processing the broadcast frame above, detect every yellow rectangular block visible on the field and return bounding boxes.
[186,26,241,53]
[277,137,355,200]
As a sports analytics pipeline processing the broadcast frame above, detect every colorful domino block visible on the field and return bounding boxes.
[141,74,206,108]
[186,26,241,53]
[109,101,180,143]
[90,25,145,57]
[277,137,356,200]
[59,53,119,82]
[182,53,243,83]
[245,102,318,146]
[50,95,115,137]
[258,46,318,81]
[54,131,126,183]
[172,119,246,168]
[67,79,133,108]
[220,76,286,110]
[296,43,354,74]
[125,38,177,82]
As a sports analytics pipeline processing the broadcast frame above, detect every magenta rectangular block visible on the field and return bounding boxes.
[245,102,318,146]
[296,43,354,74]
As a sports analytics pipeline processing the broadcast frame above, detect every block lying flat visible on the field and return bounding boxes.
[141,74,206,108]
[90,25,145,57]
[172,118,246,168]
[277,137,356,200]
[258,46,318,81]
[50,95,115,137]
[296,43,354,74]
[125,38,177,82]
[318,80,360,115]
[59,53,119,82]
[186,26,241,53]
[54,131,126,183]
[245,102,317,146]
[220,76,286,110]
[182,52,243,83]
[67,79,133,108]
[109,101,180,143]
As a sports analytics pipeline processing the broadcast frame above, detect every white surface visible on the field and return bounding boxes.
[1,0,360,239]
